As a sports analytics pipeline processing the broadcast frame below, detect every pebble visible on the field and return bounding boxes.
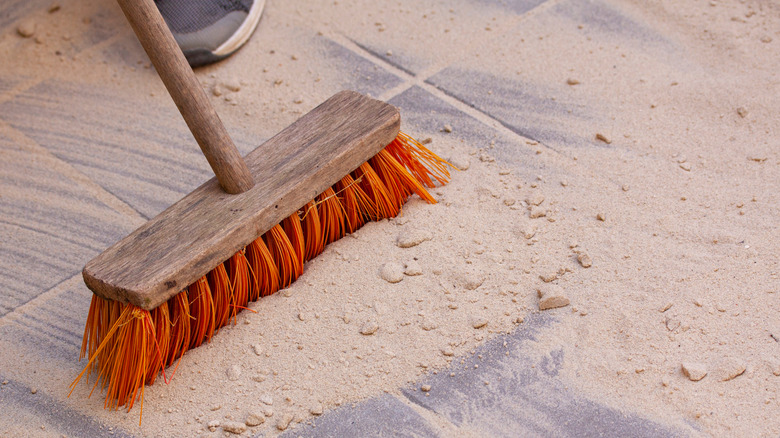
[260,394,273,405]
[539,272,558,283]
[595,133,612,144]
[679,162,691,171]
[462,272,486,290]
[527,194,545,206]
[48,2,61,13]
[276,413,293,431]
[442,124,453,133]
[441,347,455,356]
[397,230,432,248]
[421,384,431,392]
[17,20,36,38]
[681,362,708,381]
[736,107,748,118]
[379,262,405,283]
[404,260,423,276]
[294,97,304,104]
[263,406,274,417]
[226,364,242,381]
[577,253,592,268]
[207,420,220,432]
[310,403,324,416]
[566,78,580,85]
[252,344,263,356]
[529,206,547,219]
[713,358,746,381]
[212,84,223,96]
[537,285,570,310]
[222,79,241,92]
[245,412,265,427]
[31,388,37,394]
[471,317,488,329]
[448,154,470,171]
[769,358,780,376]
[360,320,379,335]
[222,421,247,434]
[596,212,606,221]
[421,319,439,331]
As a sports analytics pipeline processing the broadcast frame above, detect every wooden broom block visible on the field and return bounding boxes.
[83,90,400,310]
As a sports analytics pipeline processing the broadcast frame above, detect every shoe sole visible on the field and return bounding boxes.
[184,0,266,67]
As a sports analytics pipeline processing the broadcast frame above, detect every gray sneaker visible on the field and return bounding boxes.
[156,0,265,67]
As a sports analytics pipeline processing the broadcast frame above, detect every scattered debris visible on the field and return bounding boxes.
[421,384,431,392]
[310,403,324,416]
[252,344,262,356]
[397,230,433,248]
[736,107,748,118]
[680,162,692,171]
[276,413,294,431]
[539,272,558,283]
[567,78,580,85]
[577,253,592,268]
[441,347,454,356]
[713,358,746,381]
[596,212,606,222]
[471,317,488,329]
[404,260,422,276]
[380,262,405,283]
[245,412,265,427]
[226,364,242,381]
[442,124,453,133]
[17,20,36,38]
[529,206,547,219]
[207,420,220,432]
[595,133,612,144]
[538,285,570,310]
[682,362,708,381]
[360,320,379,335]
[527,194,545,206]
[222,421,247,434]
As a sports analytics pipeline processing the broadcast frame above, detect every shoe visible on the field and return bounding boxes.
[155,0,265,67]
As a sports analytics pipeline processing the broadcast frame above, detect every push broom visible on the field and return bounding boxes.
[69,0,450,420]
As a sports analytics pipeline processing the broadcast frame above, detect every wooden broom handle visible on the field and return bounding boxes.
[116,0,255,194]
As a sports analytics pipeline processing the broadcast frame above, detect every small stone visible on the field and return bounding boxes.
[539,272,558,283]
[310,403,324,416]
[577,253,592,268]
[404,260,423,276]
[768,358,780,376]
[263,406,274,417]
[471,317,488,329]
[538,285,570,310]
[442,124,453,133]
[527,194,545,206]
[17,20,36,38]
[397,230,433,248]
[462,272,486,290]
[596,212,606,221]
[380,262,405,283]
[713,358,746,381]
[441,347,454,356]
[276,413,293,431]
[260,394,273,405]
[360,320,379,335]
[679,162,691,171]
[211,85,223,97]
[223,80,241,92]
[31,388,37,394]
[420,137,433,145]
[566,78,580,85]
[665,317,680,331]
[252,344,262,356]
[207,420,220,432]
[529,206,547,219]
[595,133,612,144]
[421,384,431,392]
[211,405,222,411]
[226,364,242,381]
[448,154,470,171]
[660,302,673,312]
[681,362,708,381]
[222,421,247,434]
[48,2,61,13]
[386,50,393,56]
[736,107,748,118]
[421,319,438,331]
[760,35,772,43]
[293,97,304,104]
[245,413,265,427]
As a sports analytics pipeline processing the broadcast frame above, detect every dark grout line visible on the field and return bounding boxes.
[349,39,418,78]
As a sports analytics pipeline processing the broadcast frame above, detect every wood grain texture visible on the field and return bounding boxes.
[83,90,400,310]
[116,0,255,194]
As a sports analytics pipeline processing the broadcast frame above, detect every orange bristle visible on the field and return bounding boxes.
[70,132,451,418]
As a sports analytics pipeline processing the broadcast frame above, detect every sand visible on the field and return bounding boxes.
[0,0,778,436]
